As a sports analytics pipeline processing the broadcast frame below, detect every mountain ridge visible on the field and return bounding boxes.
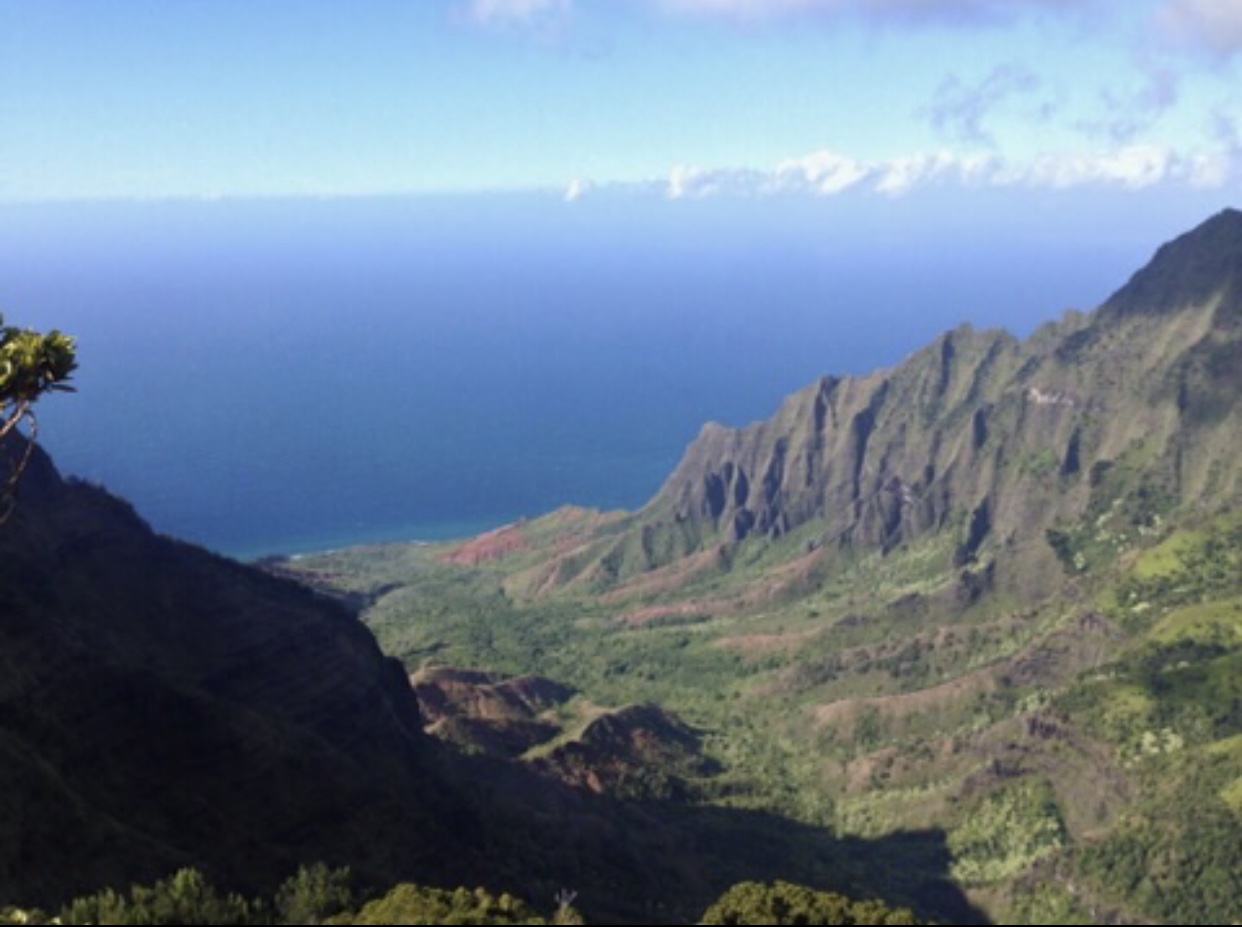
[489,209,1242,605]
[1100,206,1242,318]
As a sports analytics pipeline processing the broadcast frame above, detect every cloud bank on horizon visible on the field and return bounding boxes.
[646,142,1226,202]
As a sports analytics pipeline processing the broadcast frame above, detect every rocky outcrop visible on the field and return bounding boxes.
[412,666,575,757]
[410,666,715,800]
[531,704,717,800]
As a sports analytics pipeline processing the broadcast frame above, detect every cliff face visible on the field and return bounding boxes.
[567,209,1242,597]
[654,325,1024,551]
[0,442,466,907]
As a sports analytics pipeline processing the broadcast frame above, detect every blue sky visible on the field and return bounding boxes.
[2,0,1240,202]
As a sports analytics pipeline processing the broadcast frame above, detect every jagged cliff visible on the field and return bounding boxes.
[0,440,471,907]
[514,208,1242,600]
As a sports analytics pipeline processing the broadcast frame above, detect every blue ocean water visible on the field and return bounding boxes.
[0,192,1213,559]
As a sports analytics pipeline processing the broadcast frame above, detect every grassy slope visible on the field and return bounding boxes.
[282,502,1240,925]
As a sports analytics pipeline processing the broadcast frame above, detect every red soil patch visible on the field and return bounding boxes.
[440,522,530,566]
[601,544,733,603]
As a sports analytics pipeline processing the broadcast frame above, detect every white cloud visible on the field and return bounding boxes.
[1184,150,1235,188]
[650,143,1234,200]
[875,150,995,193]
[670,165,710,200]
[1079,65,1181,145]
[564,178,594,201]
[1156,0,1242,59]
[927,65,1044,146]
[466,0,571,26]
[667,165,715,199]
[991,143,1236,190]
[666,164,767,198]
[1017,144,1176,188]
[774,150,872,194]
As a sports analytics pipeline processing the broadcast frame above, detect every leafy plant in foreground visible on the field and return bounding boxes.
[0,313,76,517]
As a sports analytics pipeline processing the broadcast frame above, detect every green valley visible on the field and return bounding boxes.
[280,209,1242,925]
[2,209,1240,925]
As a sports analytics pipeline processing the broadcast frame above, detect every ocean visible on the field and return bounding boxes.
[0,191,1216,559]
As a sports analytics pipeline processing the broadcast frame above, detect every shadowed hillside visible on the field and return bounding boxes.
[0,438,475,905]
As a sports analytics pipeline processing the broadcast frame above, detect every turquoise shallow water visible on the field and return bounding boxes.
[0,194,1175,559]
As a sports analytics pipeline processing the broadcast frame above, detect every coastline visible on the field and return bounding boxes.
[224,516,514,564]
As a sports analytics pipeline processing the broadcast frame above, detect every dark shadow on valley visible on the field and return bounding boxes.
[438,746,991,926]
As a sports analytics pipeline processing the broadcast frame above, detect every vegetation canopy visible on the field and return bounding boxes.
[0,869,915,926]
[0,313,76,514]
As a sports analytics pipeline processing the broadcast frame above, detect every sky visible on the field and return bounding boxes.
[1,0,1241,203]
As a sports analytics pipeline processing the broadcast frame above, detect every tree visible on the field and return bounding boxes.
[59,868,259,925]
[697,881,920,926]
[0,313,76,516]
[274,863,354,925]
[332,884,554,925]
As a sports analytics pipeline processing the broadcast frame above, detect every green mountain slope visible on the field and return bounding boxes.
[286,209,1242,925]
[504,208,1242,604]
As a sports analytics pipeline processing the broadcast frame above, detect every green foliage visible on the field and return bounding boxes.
[0,314,76,515]
[1049,501,1242,927]
[1045,445,1180,575]
[275,864,354,925]
[947,780,1067,886]
[1075,768,1242,925]
[1135,643,1241,742]
[696,881,919,925]
[1017,448,1060,480]
[0,315,76,412]
[1,907,57,924]
[1114,521,1242,620]
[1002,882,1096,925]
[331,884,553,925]
[1068,523,1242,751]
[59,868,259,925]
[281,508,1242,925]
[21,870,574,927]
